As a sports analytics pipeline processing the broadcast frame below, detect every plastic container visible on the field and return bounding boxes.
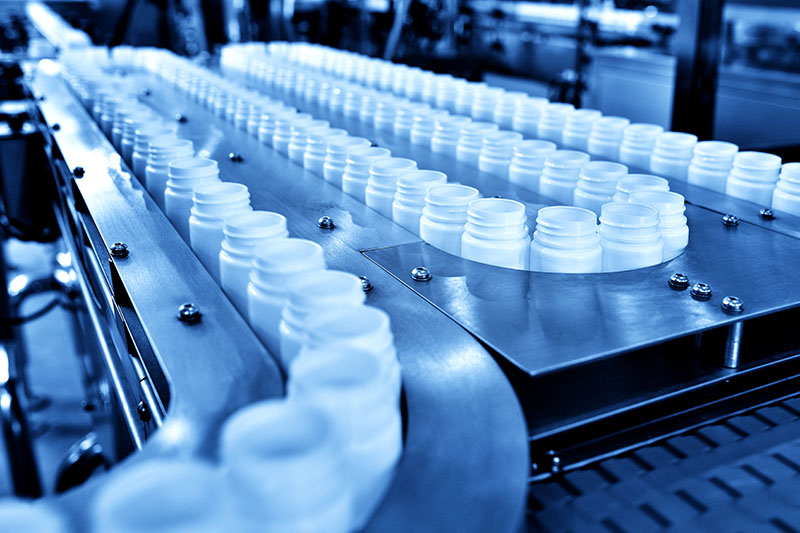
[725,151,781,206]
[392,170,448,235]
[304,127,348,176]
[189,182,252,282]
[220,211,289,315]
[772,163,800,216]
[562,109,602,152]
[435,78,464,112]
[431,115,473,157]
[323,136,372,187]
[419,184,480,255]
[279,270,366,367]
[619,123,664,170]
[342,147,392,203]
[456,122,500,167]
[454,81,486,116]
[393,102,429,140]
[256,105,290,145]
[288,119,329,164]
[164,158,221,243]
[145,136,194,210]
[537,102,575,143]
[365,158,418,217]
[508,140,557,192]
[539,150,591,205]
[612,174,670,202]
[530,206,602,273]
[220,400,352,533]
[573,161,628,215]
[0,500,65,533]
[587,116,630,160]
[628,190,688,261]
[461,198,530,270]
[478,131,524,179]
[649,131,698,181]
[410,108,449,146]
[92,460,228,533]
[492,91,527,130]
[599,202,664,272]
[132,124,176,178]
[248,239,326,354]
[120,115,154,165]
[373,99,398,132]
[470,86,505,121]
[512,97,549,138]
[687,140,739,193]
[274,112,311,155]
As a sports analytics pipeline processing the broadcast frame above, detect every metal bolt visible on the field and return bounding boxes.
[690,282,713,300]
[547,450,561,474]
[109,242,129,258]
[722,214,740,227]
[668,273,690,290]
[36,95,46,102]
[317,215,335,229]
[360,276,373,293]
[51,123,60,131]
[176,113,188,123]
[721,296,744,313]
[176,303,201,323]
[760,208,775,220]
[229,152,243,162]
[137,401,151,422]
[141,88,151,97]
[411,266,432,282]
[73,166,85,178]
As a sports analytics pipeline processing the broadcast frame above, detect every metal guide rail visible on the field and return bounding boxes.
[30,63,529,531]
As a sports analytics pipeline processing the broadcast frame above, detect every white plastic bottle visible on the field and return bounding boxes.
[687,140,739,193]
[530,206,602,273]
[342,147,392,203]
[628,190,689,261]
[508,140,557,192]
[537,102,575,143]
[512,96,549,138]
[470,86,505,121]
[392,170,448,235]
[365,157,418,218]
[164,158,221,243]
[562,109,602,152]
[619,123,664,170]
[649,131,698,181]
[478,131,524,179]
[419,184,480,255]
[456,122,500,167]
[120,115,154,165]
[410,108,449,146]
[393,101,429,140]
[257,105,290,145]
[431,115,473,158]
[189,182,252,282]
[274,112,311,155]
[304,128,348,176]
[248,238,326,355]
[772,163,800,216]
[612,174,670,202]
[539,150,591,205]
[599,202,664,272]
[132,124,176,178]
[573,161,628,215]
[324,136,372,188]
[461,198,530,270]
[288,119,329,164]
[220,211,289,315]
[454,81,486,116]
[493,91,527,130]
[725,151,781,206]
[145,136,194,210]
[373,98,398,133]
[0,501,65,533]
[587,116,630,160]
[278,270,366,367]
[435,77,464,112]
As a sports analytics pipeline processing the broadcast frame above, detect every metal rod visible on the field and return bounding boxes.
[724,320,744,369]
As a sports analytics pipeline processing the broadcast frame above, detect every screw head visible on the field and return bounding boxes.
[176,113,188,123]
[411,266,432,282]
[109,242,129,258]
[722,214,740,227]
[177,303,201,323]
[317,215,335,229]
[690,282,713,300]
[360,276,373,293]
[668,273,690,290]
[721,296,744,313]
[51,123,60,131]
[141,88,151,97]
[73,166,85,178]
[229,152,243,162]
[137,401,151,422]
[760,208,775,220]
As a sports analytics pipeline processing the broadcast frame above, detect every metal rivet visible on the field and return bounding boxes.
[51,123,60,131]
[36,95,46,102]
[411,266,432,282]
[141,88,151,97]
[690,282,713,300]
[491,195,502,198]
[760,208,775,220]
[109,242,129,258]
[360,276,373,293]
[137,401,151,422]
[73,166,85,178]
[722,214,739,227]
[176,113,188,123]
[317,215,335,229]
[229,152,243,162]
[547,450,561,474]
[721,296,744,313]
[177,303,201,323]
[668,273,689,290]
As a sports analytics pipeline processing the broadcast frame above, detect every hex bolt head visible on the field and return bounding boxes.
[137,401,151,422]
[690,282,713,300]
[177,303,201,323]
[360,276,373,293]
[73,166,85,178]
[109,242,129,258]
[668,273,690,290]
[229,152,243,162]
[176,113,188,123]
[721,296,744,313]
[760,208,775,220]
[722,214,740,227]
[411,266,432,282]
[317,215,335,229]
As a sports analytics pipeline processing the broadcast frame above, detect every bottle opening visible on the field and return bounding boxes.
[536,206,598,236]
[600,202,660,228]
